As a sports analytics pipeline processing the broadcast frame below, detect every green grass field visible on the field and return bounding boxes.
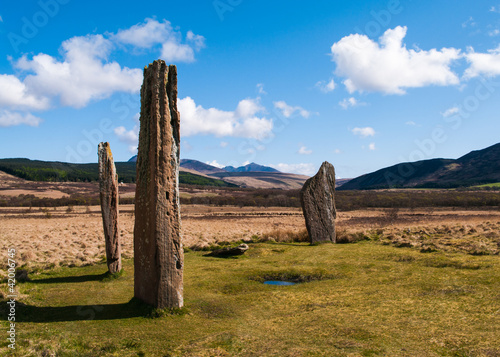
[475,182,500,189]
[2,242,499,356]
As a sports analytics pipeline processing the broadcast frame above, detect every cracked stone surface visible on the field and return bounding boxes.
[134,60,183,308]
[300,161,337,243]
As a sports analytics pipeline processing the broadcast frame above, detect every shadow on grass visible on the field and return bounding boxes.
[2,298,154,322]
[29,270,122,284]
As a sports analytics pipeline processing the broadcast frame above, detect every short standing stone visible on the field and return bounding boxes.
[134,60,183,309]
[300,161,337,243]
[98,142,122,274]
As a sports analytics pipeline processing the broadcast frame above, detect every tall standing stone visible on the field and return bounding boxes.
[134,60,183,308]
[98,142,122,274]
[300,161,337,243]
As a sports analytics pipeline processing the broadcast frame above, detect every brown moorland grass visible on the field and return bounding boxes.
[1,205,499,274]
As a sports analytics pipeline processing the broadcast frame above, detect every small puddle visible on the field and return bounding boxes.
[263,280,296,286]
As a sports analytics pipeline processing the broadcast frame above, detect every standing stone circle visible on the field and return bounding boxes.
[98,142,122,274]
[300,161,337,243]
[134,60,183,309]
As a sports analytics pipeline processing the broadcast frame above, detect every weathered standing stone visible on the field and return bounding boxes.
[98,142,122,274]
[134,60,183,309]
[300,161,337,243]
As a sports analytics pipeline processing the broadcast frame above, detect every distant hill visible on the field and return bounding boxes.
[0,158,235,187]
[223,162,280,173]
[132,156,280,174]
[179,159,226,174]
[209,171,308,190]
[335,178,352,187]
[339,142,500,190]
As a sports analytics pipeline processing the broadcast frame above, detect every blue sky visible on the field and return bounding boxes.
[1,1,500,178]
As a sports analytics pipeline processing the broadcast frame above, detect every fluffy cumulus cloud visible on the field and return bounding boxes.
[273,101,310,118]
[178,97,273,139]
[369,143,376,151]
[269,163,316,176]
[331,26,461,94]
[16,34,142,108]
[339,97,365,109]
[464,45,500,78]
[114,114,139,153]
[0,110,42,127]
[0,18,205,127]
[315,79,336,93]
[352,127,375,137]
[113,18,205,63]
[298,146,312,155]
[114,126,139,153]
[0,74,49,110]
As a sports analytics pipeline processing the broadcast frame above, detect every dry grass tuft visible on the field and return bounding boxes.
[258,228,309,243]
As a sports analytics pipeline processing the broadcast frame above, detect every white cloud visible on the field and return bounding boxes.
[441,106,459,117]
[0,15,3,22]
[331,26,461,94]
[0,110,42,127]
[256,83,267,95]
[206,160,225,169]
[0,74,49,110]
[178,96,273,139]
[369,143,376,151]
[114,125,139,153]
[406,121,416,126]
[161,42,196,63]
[220,141,228,148]
[273,101,310,118]
[334,149,342,154]
[490,6,500,13]
[0,18,205,117]
[186,30,206,51]
[235,98,265,118]
[113,18,173,48]
[315,79,335,93]
[16,34,142,108]
[339,97,366,109]
[462,17,476,28]
[270,163,316,176]
[113,18,204,63]
[464,45,500,78]
[489,29,500,37]
[352,127,375,137]
[298,146,312,155]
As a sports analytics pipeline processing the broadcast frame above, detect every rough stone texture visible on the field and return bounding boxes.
[98,142,122,274]
[300,161,337,243]
[134,60,183,308]
[206,244,249,257]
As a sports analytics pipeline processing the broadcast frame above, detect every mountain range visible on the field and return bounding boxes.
[1,142,497,190]
[128,156,305,189]
[339,142,500,190]
[129,155,280,174]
